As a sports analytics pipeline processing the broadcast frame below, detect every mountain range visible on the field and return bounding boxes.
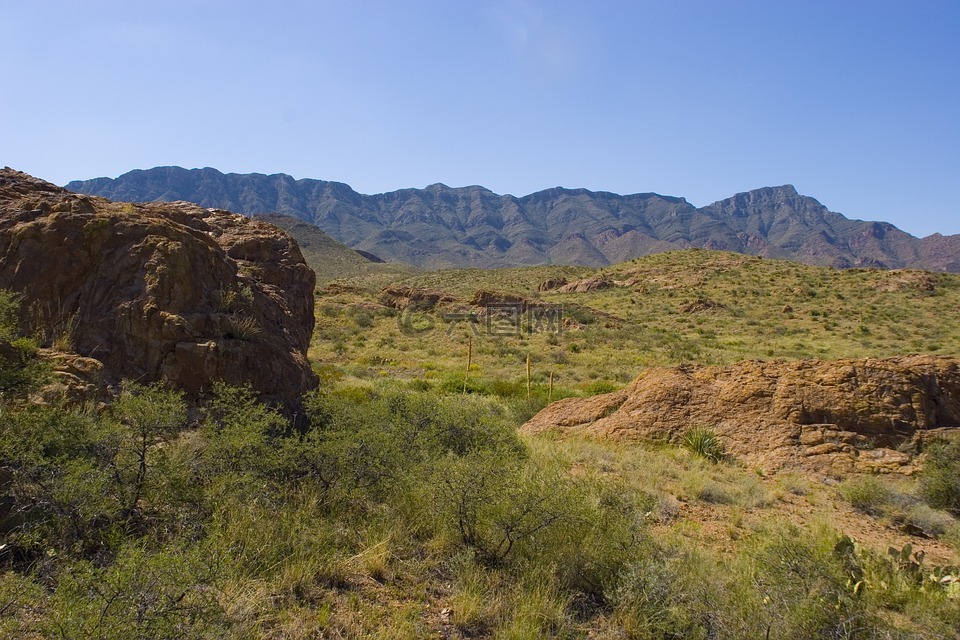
[67,167,960,271]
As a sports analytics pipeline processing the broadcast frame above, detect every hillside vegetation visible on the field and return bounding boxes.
[3,248,960,638]
[310,250,960,396]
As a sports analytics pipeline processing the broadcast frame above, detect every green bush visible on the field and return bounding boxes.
[919,438,960,516]
[585,379,619,395]
[0,384,190,559]
[0,290,46,397]
[44,542,230,639]
[838,475,894,516]
[199,382,287,480]
[902,502,957,538]
[0,337,48,399]
[108,383,188,518]
[0,403,123,558]
[0,289,21,340]
[746,528,869,640]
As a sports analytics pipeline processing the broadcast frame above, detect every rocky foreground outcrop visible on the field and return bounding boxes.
[522,356,960,474]
[0,168,317,411]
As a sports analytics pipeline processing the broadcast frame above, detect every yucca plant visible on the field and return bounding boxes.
[224,314,262,341]
[682,427,725,462]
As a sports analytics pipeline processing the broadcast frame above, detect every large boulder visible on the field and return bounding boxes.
[522,355,960,474]
[0,168,317,411]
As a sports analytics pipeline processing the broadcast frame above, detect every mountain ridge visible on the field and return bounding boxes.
[66,167,960,271]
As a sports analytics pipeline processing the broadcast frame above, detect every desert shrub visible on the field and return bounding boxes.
[919,438,960,515]
[106,384,188,518]
[0,403,125,560]
[42,542,231,639]
[611,547,725,639]
[564,306,597,325]
[487,377,529,398]
[0,337,47,399]
[682,427,725,462]
[746,528,869,640]
[295,387,525,506]
[406,377,430,391]
[0,289,21,339]
[543,476,653,603]
[429,448,650,613]
[695,479,735,504]
[585,379,619,395]
[199,382,287,481]
[286,393,404,502]
[838,475,894,516]
[348,307,374,328]
[902,502,957,538]
[436,372,492,395]
[429,450,532,564]
[497,399,541,428]
[0,571,47,637]
[0,290,47,397]
[0,384,191,560]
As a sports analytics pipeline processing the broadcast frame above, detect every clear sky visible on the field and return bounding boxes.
[2,1,957,237]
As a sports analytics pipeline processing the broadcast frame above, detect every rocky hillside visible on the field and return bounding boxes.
[0,169,317,410]
[67,166,960,271]
[251,213,404,283]
[522,355,960,475]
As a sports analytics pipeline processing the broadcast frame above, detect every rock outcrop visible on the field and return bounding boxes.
[537,278,568,292]
[556,276,614,293]
[470,290,531,309]
[522,356,960,474]
[0,168,317,411]
[379,285,455,311]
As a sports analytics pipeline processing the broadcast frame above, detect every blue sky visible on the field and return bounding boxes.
[2,1,957,236]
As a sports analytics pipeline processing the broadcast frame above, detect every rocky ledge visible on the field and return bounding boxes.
[522,355,960,474]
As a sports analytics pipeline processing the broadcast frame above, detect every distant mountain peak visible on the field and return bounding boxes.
[64,167,959,272]
[772,184,798,194]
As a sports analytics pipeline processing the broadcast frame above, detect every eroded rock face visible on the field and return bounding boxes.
[470,290,530,309]
[379,285,455,310]
[556,276,613,293]
[0,169,317,411]
[522,356,960,474]
[537,278,567,292]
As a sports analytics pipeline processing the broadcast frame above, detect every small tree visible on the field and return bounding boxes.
[108,383,187,520]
